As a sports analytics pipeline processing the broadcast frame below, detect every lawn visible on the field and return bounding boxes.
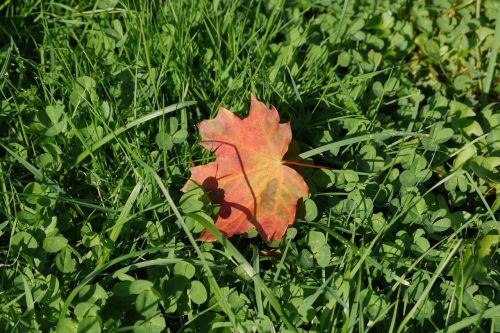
[1,0,499,332]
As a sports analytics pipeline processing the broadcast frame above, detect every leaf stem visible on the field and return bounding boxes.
[282,160,333,169]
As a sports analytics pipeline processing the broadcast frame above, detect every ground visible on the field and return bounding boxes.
[1,0,499,332]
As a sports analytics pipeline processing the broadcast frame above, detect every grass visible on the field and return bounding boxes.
[1,0,499,332]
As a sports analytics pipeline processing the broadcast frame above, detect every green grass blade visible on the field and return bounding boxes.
[59,247,174,322]
[74,101,196,165]
[1,144,65,195]
[465,171,498,223]
[334,72,360,114]
[21,274,34,317]
[437,304,500,333]
[145,164,244,333]
[96,181,143,268]
[305,221,410,286]
[111,258,242,281]
[251,245,265,318]
[299,131,426,159]
[397,239,463,332]
[0,190,116,213]
[187,212,298,332]
[298,273,335,319]
[483,8,500,95]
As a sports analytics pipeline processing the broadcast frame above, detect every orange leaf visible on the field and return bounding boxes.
[183,95,309,242]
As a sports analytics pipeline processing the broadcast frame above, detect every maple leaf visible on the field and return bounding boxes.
[182,95,309,242]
